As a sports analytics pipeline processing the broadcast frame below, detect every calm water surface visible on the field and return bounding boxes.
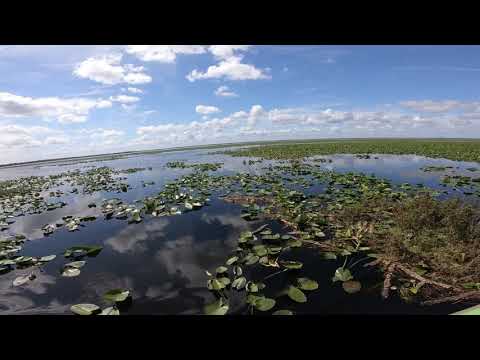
[0,149,478,314]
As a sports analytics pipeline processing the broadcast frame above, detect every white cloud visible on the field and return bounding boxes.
[110,95,140,103]
[187,56,270,82]
[125,45,206,63]
[0,125,68,149]
[0,91,111,124]
[208,45,251,60]
[90,128,125,145]
[214,85,238,97]
[195,105,221,115]
[127,87,144,94]
[73,54,152,85]
[399,100,471,113]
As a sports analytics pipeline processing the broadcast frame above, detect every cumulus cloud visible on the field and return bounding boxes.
[186,56,270,82]
[73,54,152,85]
[89,128,126,145]
[208,45,251,60]
[195,105,220,115]
[214,85,238,97]
[125,45,206,63]
[0,125,68,149]
[126,87,144,94]
[0,91,111,124]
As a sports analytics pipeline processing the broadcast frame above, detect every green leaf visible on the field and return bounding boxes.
[39,255,56,262]
[61,268,81,277]
[287,286,307,303]
[342,280,362,294]
[184,202,193,210]
[332,267,353,282]
[233,265,243,276]
[226,256,238,266]
[218,277,231,286]
[209,278,225,290]
[204,298,229,315]
[322,252,337,260]
[64,245,103,258]
[65,261,86,269]
[280,260,303,269]
[100,306,120,315]
[273,310,294,315]
[245,255,260,266]
[246,281,259,293]
[103,289,130,303]
[297,277,319,291]
[13,273,35,286]
[71,304,101,315]
[287,239,302,248]
[216,266,228,274]
[232,276,247,290]
[254,297,276,311]
[253,245,267,257]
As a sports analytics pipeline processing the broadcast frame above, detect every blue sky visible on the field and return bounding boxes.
[0,45,479,164]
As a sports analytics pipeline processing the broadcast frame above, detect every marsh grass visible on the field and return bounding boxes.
[333,193,480,284]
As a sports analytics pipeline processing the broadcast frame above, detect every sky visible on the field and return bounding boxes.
[0,45,480,164]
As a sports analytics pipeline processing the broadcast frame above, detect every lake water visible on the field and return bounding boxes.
[1,148,478,315]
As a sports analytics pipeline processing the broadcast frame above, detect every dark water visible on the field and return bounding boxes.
[0,149,477,315]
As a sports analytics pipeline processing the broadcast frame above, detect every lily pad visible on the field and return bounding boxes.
[216,266,228,274]
[332,267,353,283]
[65,261,86,269]
[254,297,276,311]
[39,255,56,262]
[287,286,307,303]
[297,277,319,291]
[13,273,35,286]
[204,298,229,315]
[103,289,130,303]
[232,276,247,290]
[100,306,120,315]
[226,256,238,266]
[71,304,101,315]
[62,268,81,277]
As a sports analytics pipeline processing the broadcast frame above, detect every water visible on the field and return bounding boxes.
[0,149,477,314]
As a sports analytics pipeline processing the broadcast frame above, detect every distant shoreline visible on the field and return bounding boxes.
[1,137,479,169]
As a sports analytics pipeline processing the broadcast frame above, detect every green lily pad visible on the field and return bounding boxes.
[218,277,231,286]
[232,276,247,290]
[297,277,319,291]
[100,306,120,315]
[245,255,260,266]
[254,297,276,311]
[65,261,86,269]
[103,289,130,303]
[39,255,56,262]
[287,286,307,303]
[216,266,228,274]
[71,304,101,315]
[204,298,229,315]
[62,268,81,277]
[332,267,353,282]
[246,281,259,293]
[226,256,238,266]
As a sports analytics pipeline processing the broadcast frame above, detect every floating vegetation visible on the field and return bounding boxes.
[223,139,480,162]
[3,141,480,315]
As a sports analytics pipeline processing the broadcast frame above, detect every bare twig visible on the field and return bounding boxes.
[421,291,480,306]
[395,264,463,292]
[382,262,396,299]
